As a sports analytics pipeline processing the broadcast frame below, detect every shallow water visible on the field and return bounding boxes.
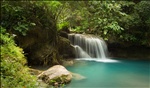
[65,59,150,88]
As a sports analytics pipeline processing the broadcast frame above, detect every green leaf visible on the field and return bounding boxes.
[30,23,36,26]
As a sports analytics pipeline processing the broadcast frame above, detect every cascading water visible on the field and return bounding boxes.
[68,34,118,62]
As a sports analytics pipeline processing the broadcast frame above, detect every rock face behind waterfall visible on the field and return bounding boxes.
[15,26,75,65]
[38,65,72,86]
[58,37,76,59]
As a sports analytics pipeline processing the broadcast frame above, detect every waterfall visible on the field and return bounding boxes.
[68,34,118,62]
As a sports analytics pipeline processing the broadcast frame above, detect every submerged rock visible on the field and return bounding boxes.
[71,72,86,80]
[62,59,74,66]
[38,65,72,86]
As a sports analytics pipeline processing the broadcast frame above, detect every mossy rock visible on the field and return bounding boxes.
[49,75,71,86]
[38,65,72,87]
[58,36,76,59]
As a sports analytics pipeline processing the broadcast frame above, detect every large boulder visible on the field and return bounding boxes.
[38,65,72,86]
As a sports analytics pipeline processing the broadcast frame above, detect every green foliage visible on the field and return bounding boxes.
[83,1,131,40]
[2,1,149,46]
[46,1,62,17]
[1,1,36,36]
[57,1,150,46]
[1,1,59,45]
[57,21,69,30]
[0,27,37,88]
[1,1,57,36]
[119,1,150,45]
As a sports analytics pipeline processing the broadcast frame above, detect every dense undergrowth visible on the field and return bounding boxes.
[0,27,37,88]
[1,1,65,87]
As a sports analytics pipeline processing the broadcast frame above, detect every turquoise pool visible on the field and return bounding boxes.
[65,59,150,88]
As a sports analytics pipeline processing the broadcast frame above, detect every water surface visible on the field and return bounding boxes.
[65,59,150,88]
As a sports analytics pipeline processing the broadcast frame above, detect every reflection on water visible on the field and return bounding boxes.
[65,59,150,88]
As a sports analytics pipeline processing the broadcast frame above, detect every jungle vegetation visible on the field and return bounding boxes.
[1,1,150,88]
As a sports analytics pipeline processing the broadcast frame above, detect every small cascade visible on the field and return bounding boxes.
[68,34,118,62]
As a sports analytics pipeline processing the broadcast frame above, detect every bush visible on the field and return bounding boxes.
[0,27,37,88]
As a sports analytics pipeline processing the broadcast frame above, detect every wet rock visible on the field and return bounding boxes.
[38,65,72,86]
[59,31,68,39]
[58,37,76,59]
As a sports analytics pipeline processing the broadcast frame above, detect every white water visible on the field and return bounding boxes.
[68,34,118,62]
